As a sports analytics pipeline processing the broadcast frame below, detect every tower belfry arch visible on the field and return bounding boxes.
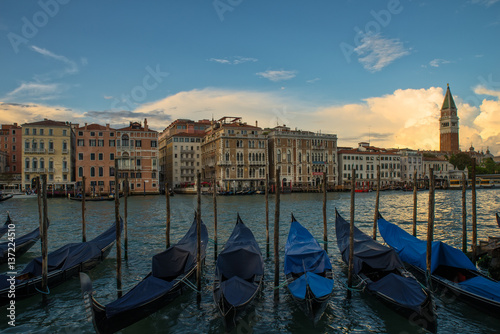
[439,83,459,152]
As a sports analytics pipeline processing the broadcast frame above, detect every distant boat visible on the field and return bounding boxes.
[285,214,334,324]
[69,194,123,201]
[335,210,436,333]
[0,194,13,202]
[213,214,264,330]
[0,219,121,305]
[0,217,45,264]
[378,215,500,317]
[496,212,500,228]
[80,216,208,334]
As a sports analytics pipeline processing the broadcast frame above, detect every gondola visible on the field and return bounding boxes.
[0,213,11,238]
[378,214,500,317]
[214,214,264,330]
[0,218,45,264]
[80,216,208,334]
[0,219,121,305]
[0,194,13,202]
[496,212,499,228]
[335,210,437,333]
[284,214,334,324]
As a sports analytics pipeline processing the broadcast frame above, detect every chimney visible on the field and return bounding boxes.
[106,123,110,130]
[84,123,88,130]
[144,118,148,131]
[255,120,258,127]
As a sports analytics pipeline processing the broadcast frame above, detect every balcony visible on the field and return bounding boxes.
[48,168,55,173]
[37,168,46,173]
[62,168,69,172]
[48,148,55,154]
[181,165,195,170]
[249,160,266,166]
[182,158,195,162]
[25,148,46,154]
[218,161,231,166]
[62,148,68,154]
[180,149,195,154]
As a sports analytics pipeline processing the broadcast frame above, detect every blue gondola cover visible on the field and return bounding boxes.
[0,225,41,261]
[335,212,403,274]
[288,272,334,300]
[367,273,426,311]
[106,218,208,318]
[377,217,477,273]
[284,220,332,275]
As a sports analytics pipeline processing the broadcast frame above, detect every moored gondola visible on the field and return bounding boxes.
[0,219,121,305]
[0,194,13,202]
[80,217,208,334]
[0,217,46,264]
[0,213,11,238]
[213,214,264,330]
[378,214,500,317]
[335,210,437,333]
[284,214,334,324]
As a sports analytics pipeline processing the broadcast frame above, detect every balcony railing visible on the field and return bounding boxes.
[48,168,55,173]
[62,168,69,172]
[249,160,266,165]
[218,161,231,166]
[180,149,195,154]
[181,165,195,170]
[37,168,46,173]
[48,148,55,154]
[25,148,46,154]
[62,148,68,154]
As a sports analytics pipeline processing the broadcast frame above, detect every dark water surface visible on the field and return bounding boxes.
[0,189,499,333]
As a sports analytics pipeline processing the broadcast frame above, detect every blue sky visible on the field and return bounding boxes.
[1,0,500,153]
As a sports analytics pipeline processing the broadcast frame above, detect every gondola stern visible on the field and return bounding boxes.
[79,272,107,334]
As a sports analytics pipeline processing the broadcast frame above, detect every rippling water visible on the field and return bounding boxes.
[0,189,499,333]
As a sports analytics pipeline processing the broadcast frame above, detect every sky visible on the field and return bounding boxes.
[1,0,500,154]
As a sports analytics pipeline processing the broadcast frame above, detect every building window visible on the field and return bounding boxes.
[32,128,37,135]
[99,167,104,177]
[110,153,114,160]
[109,140,115,147]
[25,158,30,169]
[79,153,83,160]
[91,153,95,160]
[99,153,103,161]
[90,167,95,177]
[79,167,83,177]
[63,141,67,150]
[135,140,142,147]
[122,134,129,147]
[25,140,29,149]
[98,139,104,147]
[151,140,157,147]
[136,159,141,166]
[63,130,67,136]
[277,150,281,162]
[25,128,29,135]
[78,139,84,146]
[89,139,96,146]
[287,150,291,163]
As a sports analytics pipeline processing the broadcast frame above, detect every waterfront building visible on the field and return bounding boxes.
[423,155,460,186]
[115,119,159,194]
[338,142,401,189]
[267,125,338,189]
[21,119,76,193]
[0,123,22,190]
[399,149,424,184]
[440,84,459,153]
[158,119,210,189]
[0,151,7,173]
[74,123,117,196]
[201,117,267,191]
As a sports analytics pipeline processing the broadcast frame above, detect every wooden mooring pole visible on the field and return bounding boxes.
[426,168,435,287]
[213,178,218,261]
[166,182,171,249]
[37,177,42,235]
[412,170,417,237]
[462,172,467,253]
[114,159,122,298]
[274,168,281,300]
[124,174,128,259]
[323,172,327,251]
[373,165,380,240]
[196,173,202,303]
[41,174,49,302]
[265,170,270,258]
[348,168,356,299]
[471,158,477,264]
[82,176,86,242]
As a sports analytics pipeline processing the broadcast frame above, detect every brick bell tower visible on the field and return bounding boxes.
[439,84,459,152]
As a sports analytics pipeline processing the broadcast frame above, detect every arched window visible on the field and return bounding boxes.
[62,158,67,170]
[32,140,37,150]
[99,167,104,177]
[307,153,310,163]
[25,140,30,149]
[32,158,37,169]
[78,167,83,177]
[299,152,302,162]
[226,168,229,178]
[277,149,281,162]
[49,140,54,150]
[25,158,30,169]
[39,140,44,150]
[90,167,95,177]
[122,134,129,147]
[225,152,229,161]
[49,159,54,170]
[39,158,44,169]
[62,140,67,150]
[287,150,291,163]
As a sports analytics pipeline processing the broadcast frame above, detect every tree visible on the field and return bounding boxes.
[449,153,472,171]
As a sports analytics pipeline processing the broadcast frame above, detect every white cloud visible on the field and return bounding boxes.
[256,70,297,82]
[470,0,499,7]
[429,58,451,67]
[4,82,66,101]
[354,34,410,72]
[306,78,321,84]
[208,56,258,65]
[2,86,499,155]
[31,45,79,75]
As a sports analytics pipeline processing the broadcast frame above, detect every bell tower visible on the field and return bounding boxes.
[439,84,459,152]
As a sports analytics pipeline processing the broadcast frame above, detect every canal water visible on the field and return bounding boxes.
[0,189,499,333]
